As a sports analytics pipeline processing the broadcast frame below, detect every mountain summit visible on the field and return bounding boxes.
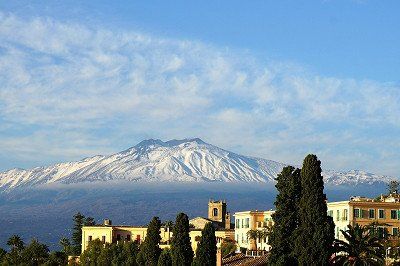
[0,138,393,191]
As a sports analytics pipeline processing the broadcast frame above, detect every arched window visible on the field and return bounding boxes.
[213,208,218,217]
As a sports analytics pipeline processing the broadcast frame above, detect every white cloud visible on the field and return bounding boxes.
[0,13,399,176]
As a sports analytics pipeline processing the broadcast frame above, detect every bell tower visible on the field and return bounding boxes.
[208,199,227,224]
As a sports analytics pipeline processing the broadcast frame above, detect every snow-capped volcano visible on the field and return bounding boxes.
[0,138,393,191]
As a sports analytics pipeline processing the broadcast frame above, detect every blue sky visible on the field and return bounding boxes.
[0,1,399,176]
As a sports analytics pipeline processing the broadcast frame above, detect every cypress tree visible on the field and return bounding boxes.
[72,212,85,255]
[137,216,162,266]
[268,166,301,266]
[194,222,217,266]
[294,154,334,265]
[170,213,193,266]
[157,248,172,266]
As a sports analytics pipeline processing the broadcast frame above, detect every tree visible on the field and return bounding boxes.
[85,216,96,226]
[195,222,217,266]
[388,180,400,194]
[268,166,301,265]
[80,239,103,266]
[220,239,236,257]
[170,213,193,266]
[331,224,385,265]
[43,251,67,266]
[0,248,6,262]
[6,234,24,265]
[123,241,140,266]
[294,154,335,265]
[72,212,85,255]
[21,238,50,265]
[246,230,258,250]
[59,237,72,255]
[158,248,172,266]
[7,235,24,251]
[164,220,174,243]
[137,216,162,266]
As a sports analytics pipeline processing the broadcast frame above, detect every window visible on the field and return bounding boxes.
[117,234,121,241]
[336,210,340,221]
[354,208,360,218]
[393,228,399,236]
[378,209,385,219]
[369,209,375,219]
[126,234,131,241]
[102,236,106,243]
[136,235,141,243]
[328,210,333,217]
[244,218,250,228]
[343,209,348,221]
[236,234,239,242]
[88,236,92,242]
[391,210,398,219]
[213,208,218,217]
[336,227,340,238]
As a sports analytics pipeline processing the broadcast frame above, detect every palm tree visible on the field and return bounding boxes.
[246,230,258,251]
[330,224,385,265]
[7,235,24,251]
[164,220,174,244]
[260,225,273,251]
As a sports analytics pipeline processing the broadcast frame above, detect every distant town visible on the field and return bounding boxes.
[1,155,399,266]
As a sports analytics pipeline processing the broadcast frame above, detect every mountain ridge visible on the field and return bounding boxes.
[0,138,394,191]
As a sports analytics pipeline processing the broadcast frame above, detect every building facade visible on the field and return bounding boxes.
[233,210,274,251]
[327,194,400,240]
[81,199,235,254]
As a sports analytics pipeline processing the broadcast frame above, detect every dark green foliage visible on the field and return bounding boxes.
[195,222,217,266]
[269,166,301,266]
[85,216,96,226]
[80,239,103,265]
[59,237,72,255]
[220,239,236,257]
[388,180,400,194]
[171,213,194,266]
[0,248,6,264]
[21,239,50,265]
[5,235,24,265]
[137,216,162,266]
[80,239,139,266]
[157,249,172,266]
[72,212,86,255]
[6,235,24,251]
[43,251,67,266]
[331,224,385,265]
[112,241,139,266]
[123,241,140,266]
[294,154,335,266]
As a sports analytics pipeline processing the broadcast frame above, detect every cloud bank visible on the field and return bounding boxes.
[0,13,399,176]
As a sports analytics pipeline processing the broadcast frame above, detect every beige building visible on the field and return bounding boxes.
[81,221,172,252]
[233,210,274,251]
[327,194,400,241]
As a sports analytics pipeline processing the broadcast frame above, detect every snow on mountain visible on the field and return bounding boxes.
[0,138,393,191]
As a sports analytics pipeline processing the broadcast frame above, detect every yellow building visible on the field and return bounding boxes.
[81,220,172,252]
[327,194,400,241]
[81,200,235,254]
[233,210,274,251]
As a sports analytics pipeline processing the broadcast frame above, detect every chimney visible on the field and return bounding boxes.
[104,219,112,226]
